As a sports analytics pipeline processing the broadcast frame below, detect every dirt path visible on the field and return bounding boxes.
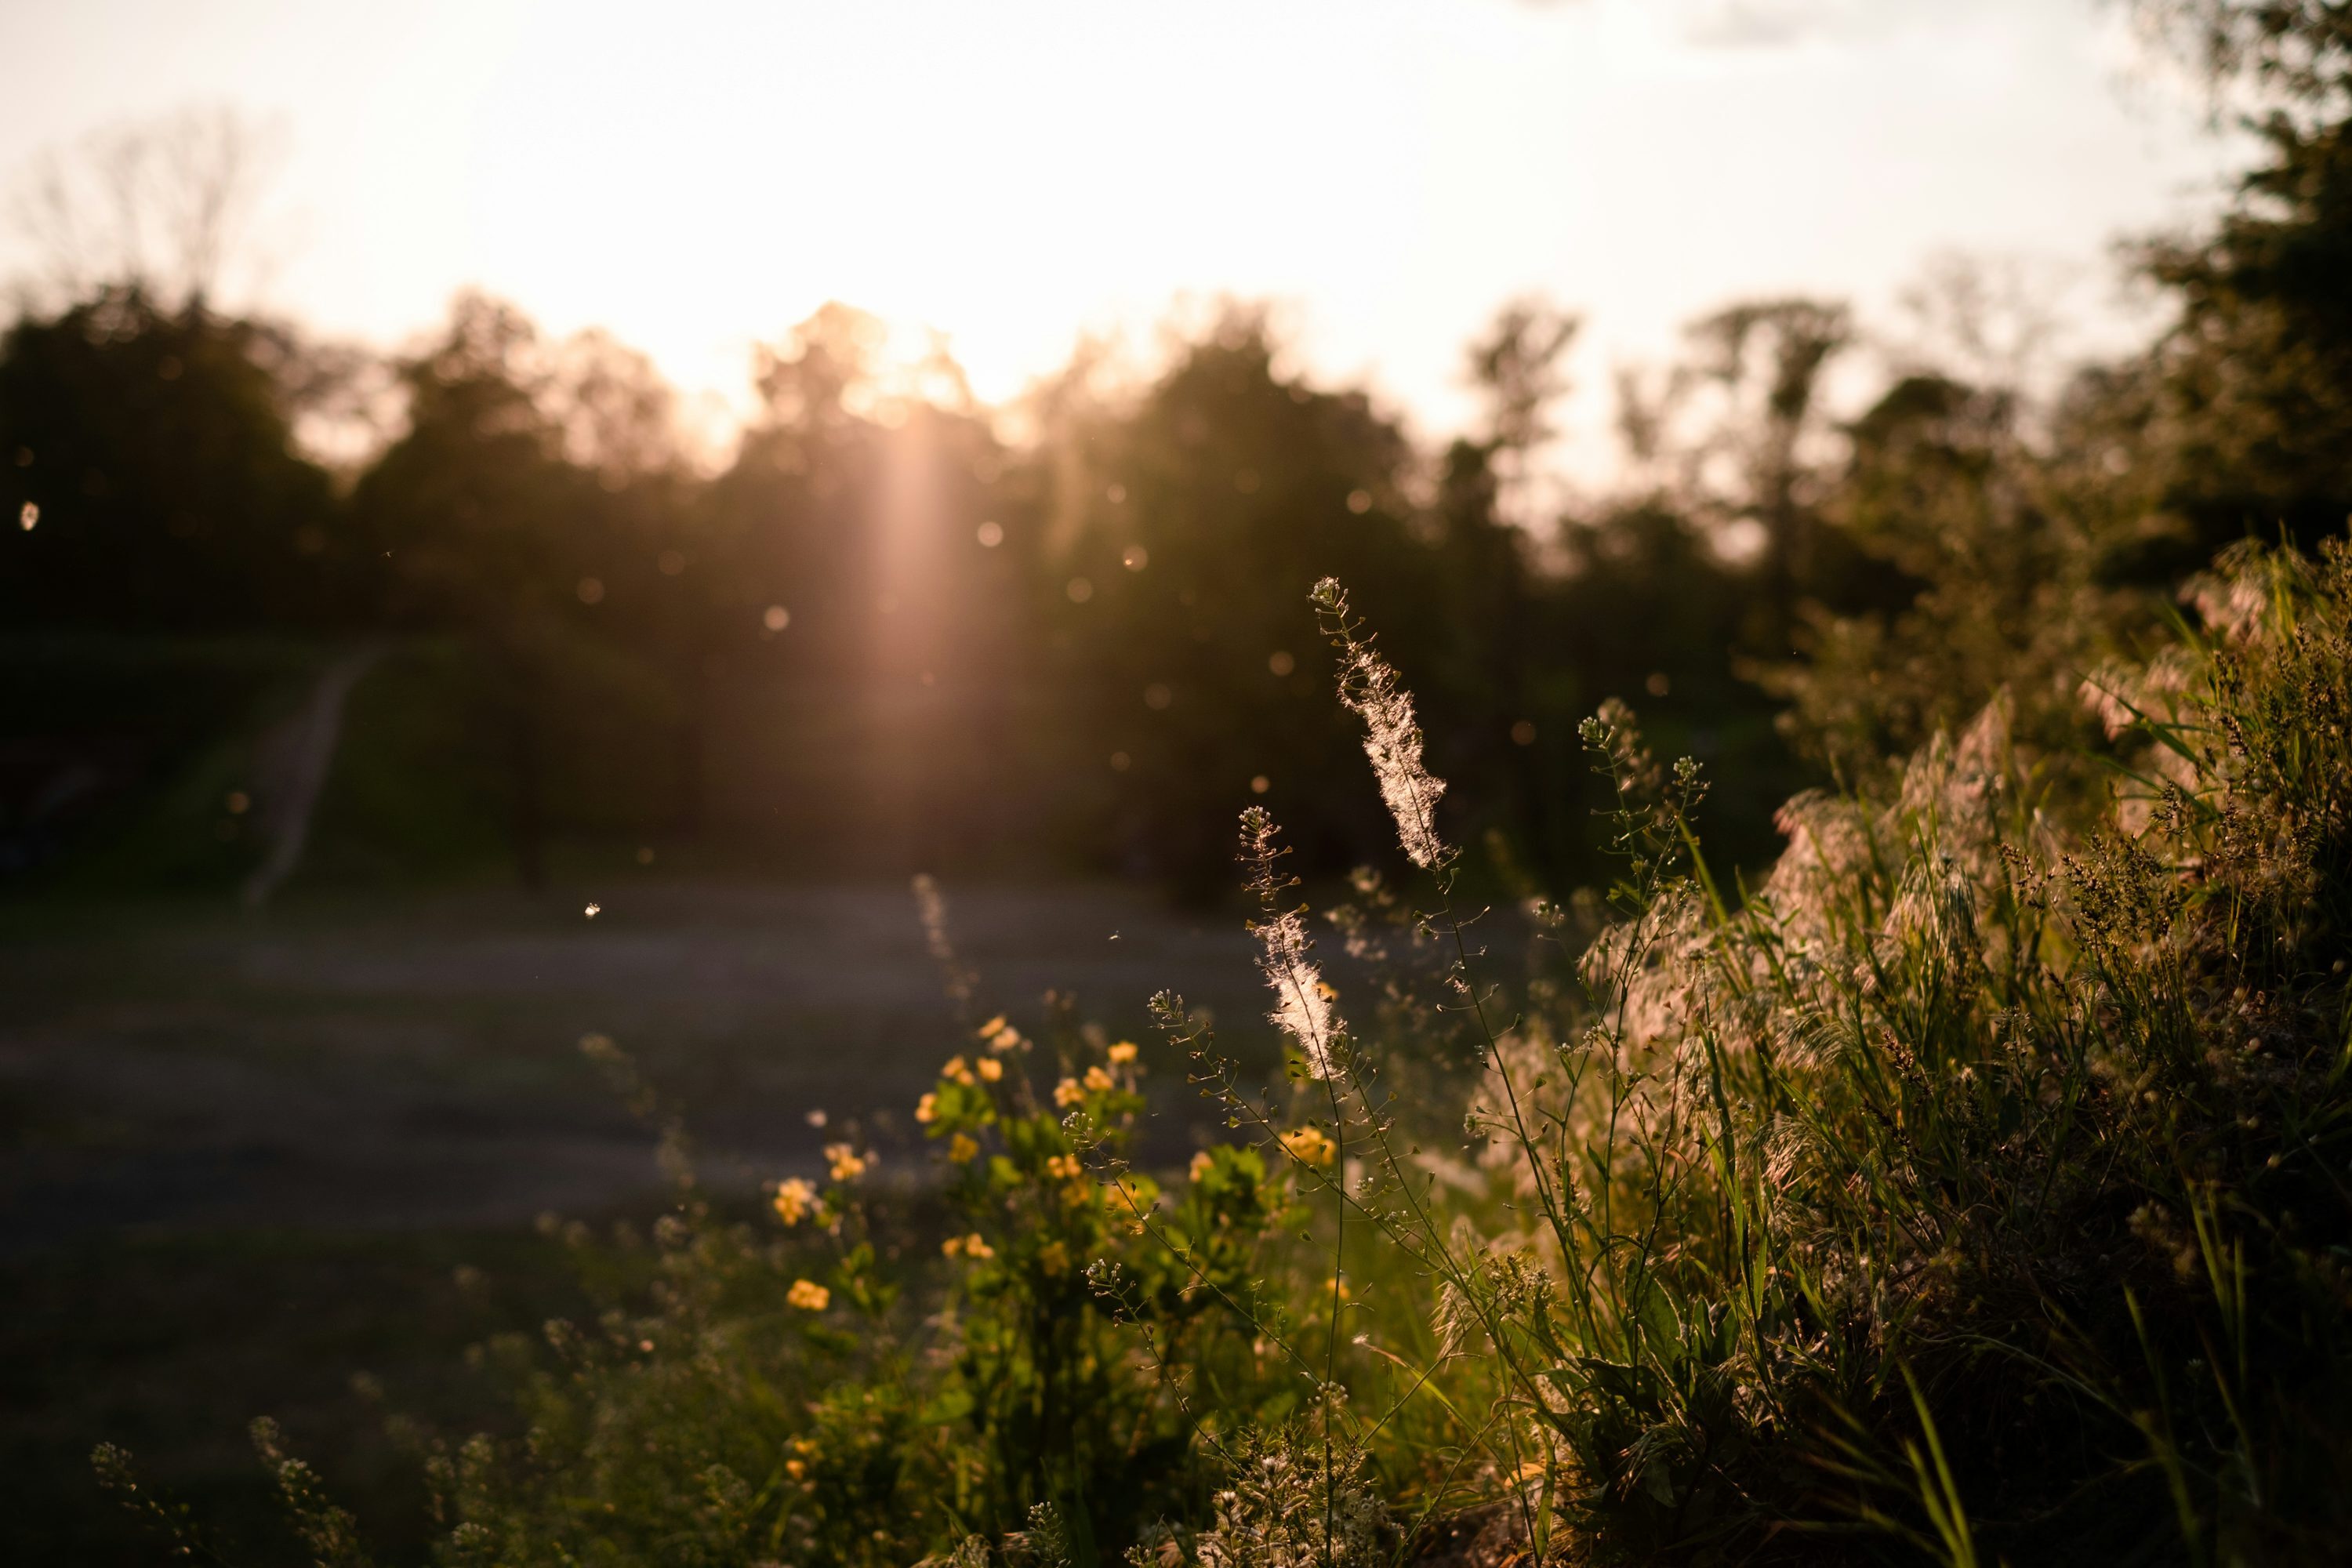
[242,642,385,908]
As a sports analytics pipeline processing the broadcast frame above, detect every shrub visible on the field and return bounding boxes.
[100,537,2352,1566]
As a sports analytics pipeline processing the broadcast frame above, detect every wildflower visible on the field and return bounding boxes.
[1046,1153,1083,1181]
[824,1142,868,1181]
[786,1279,830,1312]
[1258,909,1341,1078]
[1054,1076,1085,1108]
[785,1459,807,1481]
[978,1015,1027,1053]
[1083,1064,1114,1093]
[942,1054,975,1086]
[1281,1125,1337,1167]
[1316,578,1449,868]
[942,1234,964,1257]
[976,1055,1004,1082]
[978,1014,1007,1038]
[1189,1150,1215,1183]
[1038,1240,1069,1276]
[948,1132,980,1163]
[1107,1040,1138,1065]
[963,1232,994,1259]
[771,1177,817,1225]
[914,1092,938,1123]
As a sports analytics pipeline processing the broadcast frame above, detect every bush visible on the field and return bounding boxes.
[101,537,2352,1566]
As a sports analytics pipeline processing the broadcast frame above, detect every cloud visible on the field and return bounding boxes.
[1679,2,1831,50]
[1673,0,1955,53]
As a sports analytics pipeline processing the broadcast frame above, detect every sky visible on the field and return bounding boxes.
[0,0,2245,474]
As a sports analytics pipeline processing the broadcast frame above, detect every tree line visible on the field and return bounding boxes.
[3,1,2346,896]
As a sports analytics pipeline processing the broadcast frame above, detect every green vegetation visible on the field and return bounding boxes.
[100,533,2352,1564]
[18,3,2352,1563]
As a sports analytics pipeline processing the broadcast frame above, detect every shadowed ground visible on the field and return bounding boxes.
[0,878,1270,1563]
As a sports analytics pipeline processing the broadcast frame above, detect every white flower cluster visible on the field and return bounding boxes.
[1258,908,1341,1079]
[1336,640,1448,870]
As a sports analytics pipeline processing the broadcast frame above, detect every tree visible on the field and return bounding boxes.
[2121,1,2352,556]
[0,287,340,630]
[9,106,284,317]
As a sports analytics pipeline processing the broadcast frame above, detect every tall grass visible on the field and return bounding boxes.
[100,538,2352,1565]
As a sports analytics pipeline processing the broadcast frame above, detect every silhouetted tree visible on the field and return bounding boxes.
[0,288,340,630]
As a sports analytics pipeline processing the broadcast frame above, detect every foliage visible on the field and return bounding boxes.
[102,529,2352,1567]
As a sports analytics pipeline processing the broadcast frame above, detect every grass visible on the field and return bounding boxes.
[1,1226,588,1566]
[61,538,2352,1565]
[0,880,1272,1561]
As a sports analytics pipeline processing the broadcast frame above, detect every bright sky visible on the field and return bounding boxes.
[0,0,2242,470]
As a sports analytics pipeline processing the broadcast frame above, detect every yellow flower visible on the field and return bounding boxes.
[824,1142,868,1181]
[977,1014,1007,1040]
[942,1054,975,1086]
[963,1232,994,1259]
[1062,1182,1091,1207]
[1037,1240,1069,1276]
[948,1132,980,1163]
[1107,1040,1138,1065]
[1281,1126,1337,1167]
[786,1278,830,1311]
[1045,1153,1082,1181]
[976,1056,1004,1082]
[1053,1076,1084,1108]
[772,1177,818,1225]
[914,1092,938,1124]
[978,1014,1027,1053]
[1189,1150,1215,1184]
[942,1233,964,1257]
[785,1458,807,1481]
[1083,1065,1115,1093]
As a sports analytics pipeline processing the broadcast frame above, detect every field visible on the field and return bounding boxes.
[0,878,1269,1563]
